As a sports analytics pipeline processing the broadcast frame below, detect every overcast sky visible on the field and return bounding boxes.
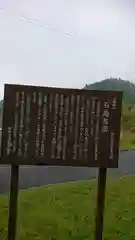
[0,0,135,98]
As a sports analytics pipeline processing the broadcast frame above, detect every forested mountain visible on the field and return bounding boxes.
[84,78,135,104]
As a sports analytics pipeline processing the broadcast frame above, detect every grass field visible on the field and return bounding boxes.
[120,131,135,150]
[0,175,135,239]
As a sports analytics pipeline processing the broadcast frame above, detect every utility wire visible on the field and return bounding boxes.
[20,15,85,40]
[0,6,85,40]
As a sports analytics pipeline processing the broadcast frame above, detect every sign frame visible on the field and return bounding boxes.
[0,84,123,168]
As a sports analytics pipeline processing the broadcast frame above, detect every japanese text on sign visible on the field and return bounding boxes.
[0,84,122,168]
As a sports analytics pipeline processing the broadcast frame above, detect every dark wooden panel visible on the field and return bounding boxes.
[0,84,123,168]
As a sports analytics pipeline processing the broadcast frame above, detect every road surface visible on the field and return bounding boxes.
[0,150,135,193]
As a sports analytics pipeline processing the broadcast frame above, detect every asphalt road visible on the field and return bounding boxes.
[0,150,135,193]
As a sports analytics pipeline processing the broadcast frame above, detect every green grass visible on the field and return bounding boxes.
[120,131,135,150]
[1,176,135,239]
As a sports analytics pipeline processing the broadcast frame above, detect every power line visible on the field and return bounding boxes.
[20,15,85,40]
[0,6,86,40]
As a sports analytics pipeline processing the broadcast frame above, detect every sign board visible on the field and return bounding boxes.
[0,84,122,167]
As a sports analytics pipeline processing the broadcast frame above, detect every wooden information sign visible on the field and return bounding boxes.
[0,84,122,240]
[1,84,122,167]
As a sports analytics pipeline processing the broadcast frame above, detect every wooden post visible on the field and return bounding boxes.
[95,167,107,240]
[7,165,19,240]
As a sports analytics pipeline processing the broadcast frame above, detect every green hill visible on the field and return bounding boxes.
[84,78,135,104]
